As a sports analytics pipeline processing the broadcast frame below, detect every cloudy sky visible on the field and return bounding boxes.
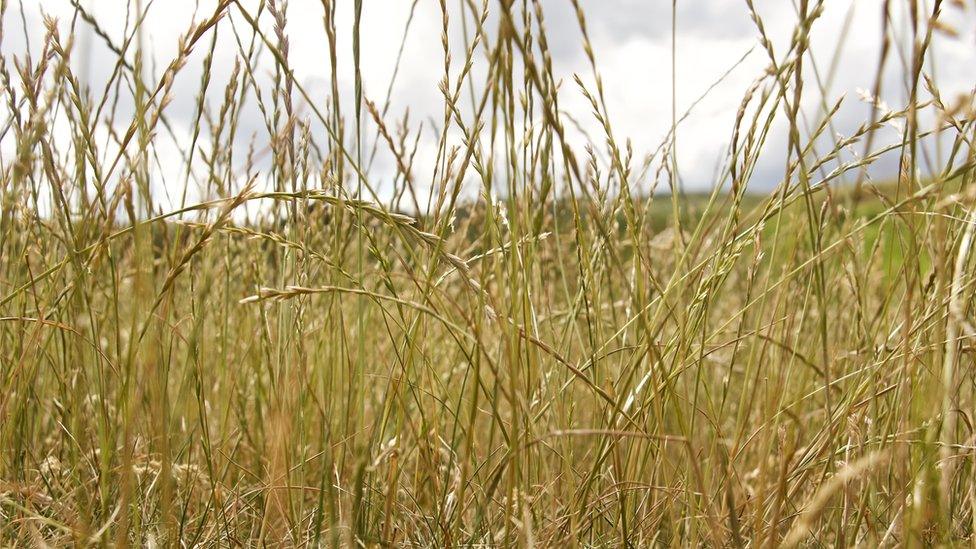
[3,0,975,203]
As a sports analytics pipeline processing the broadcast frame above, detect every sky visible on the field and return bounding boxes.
[2,0,975,207]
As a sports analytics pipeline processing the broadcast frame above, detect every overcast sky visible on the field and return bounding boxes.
[3,0,975,204]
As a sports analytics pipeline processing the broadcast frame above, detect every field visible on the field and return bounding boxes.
[1,0,976,546]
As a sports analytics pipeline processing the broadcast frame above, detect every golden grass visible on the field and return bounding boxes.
[1,0,975,545]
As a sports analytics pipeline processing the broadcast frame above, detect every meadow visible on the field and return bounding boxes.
[1,0,975,546]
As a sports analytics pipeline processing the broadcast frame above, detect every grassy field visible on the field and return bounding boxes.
[1,0,976,546]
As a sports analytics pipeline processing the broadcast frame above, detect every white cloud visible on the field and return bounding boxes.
[3,0,973,206]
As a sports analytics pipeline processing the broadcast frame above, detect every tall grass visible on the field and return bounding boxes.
[1,0,975,545]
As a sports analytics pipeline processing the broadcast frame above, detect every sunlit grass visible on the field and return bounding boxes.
[1,0,975,546]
